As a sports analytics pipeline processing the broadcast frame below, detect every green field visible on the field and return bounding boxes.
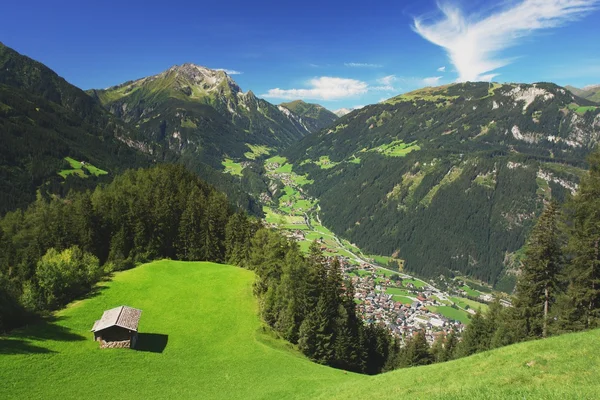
[222,158,244,176]
[244,144,271,160]
[59,157,108,179]
[386,287,415,297]
[428,306,471,324]
[402,278,427,289]
[450,297,489,313]
[567,103,598,115]
[2,260,600,399]
[460,285,481,298]
[366,140,421,157]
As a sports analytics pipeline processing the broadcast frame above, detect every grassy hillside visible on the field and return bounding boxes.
[1,260,599,399]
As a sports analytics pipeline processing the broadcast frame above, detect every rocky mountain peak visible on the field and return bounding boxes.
[165,63,241,94]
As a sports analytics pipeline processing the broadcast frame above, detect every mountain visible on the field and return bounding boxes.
[89,64,311,168]
[285,82,600,290]
[334,107,358,117]
[0,42,149,214]
[278,99,338,133]
[566,84,600,103]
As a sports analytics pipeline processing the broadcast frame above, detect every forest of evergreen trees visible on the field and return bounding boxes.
[0,164,257,331]
[3,150,600,374]
[418,150,600,362]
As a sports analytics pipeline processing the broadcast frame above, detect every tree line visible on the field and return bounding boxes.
[425,150,600,361]
[0,164,256,331]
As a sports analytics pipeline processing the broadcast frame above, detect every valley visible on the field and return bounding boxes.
[224,153,495,342]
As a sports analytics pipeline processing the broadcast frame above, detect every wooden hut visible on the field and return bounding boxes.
[91,306,142,349]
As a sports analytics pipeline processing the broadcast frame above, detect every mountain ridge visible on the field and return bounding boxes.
[278,99,338,133]
[285,81,600,289]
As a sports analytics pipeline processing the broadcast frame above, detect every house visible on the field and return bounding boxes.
[91,305,142,349]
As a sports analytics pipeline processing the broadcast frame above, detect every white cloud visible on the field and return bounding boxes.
[344,62,383,68]
[215,68,243,75]
[413,0,598,82]
[378,75,397,85]
[371,75,399,91]
[422,76,443,86]
[437,66,446,72]
[263,77,369,100]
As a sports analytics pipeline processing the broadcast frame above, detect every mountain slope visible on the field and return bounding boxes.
[0,43,149,214]
[285,82,600,288]
[279,100,338,133]
[566,84,600,103]
[89,64,311,167]
[1,260,598,399]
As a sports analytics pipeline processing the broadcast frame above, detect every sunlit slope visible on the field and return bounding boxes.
[320,327,600,399]
[0,261,358,399]
[1,260,599,399]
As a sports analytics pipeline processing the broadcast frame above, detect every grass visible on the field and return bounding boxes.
[180,118,197,128]
[450,297,489,313]
[460,285,481,298]
[244,144,271,160]
[428,306,471,324]
[392,295,414,305]
[222,158,244,176]
[365,140,421,157]
[58,157,108,179]
[2,261,600,399]
[385,287,415,297]
[0,261,356,399]
[567,103,598,115]
[402,278,427,289]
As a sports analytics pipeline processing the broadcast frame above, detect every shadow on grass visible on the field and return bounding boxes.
[0,315,86,355]
[0,338,58,355]
[135,333,168,353]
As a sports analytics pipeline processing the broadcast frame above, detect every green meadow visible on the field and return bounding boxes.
[1,260,600,399]
[58,157,108,179]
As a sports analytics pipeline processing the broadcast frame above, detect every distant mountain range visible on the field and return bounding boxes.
[286,82,600,290]
[566,84,600,103]
[0,43,341,215]
[4,40,600,289]
[88,63,316,168]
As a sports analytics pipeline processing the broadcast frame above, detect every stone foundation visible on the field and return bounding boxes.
[98,339,131,349]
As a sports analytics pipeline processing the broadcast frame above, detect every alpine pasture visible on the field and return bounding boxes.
[1,260,599,399]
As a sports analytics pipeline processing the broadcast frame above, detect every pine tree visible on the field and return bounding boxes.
[442,329,458,361]
[563,151,600,330]
[514,201,562,338]
[455,310,487,357]
[403,330,432,367]
[430,333,445,363]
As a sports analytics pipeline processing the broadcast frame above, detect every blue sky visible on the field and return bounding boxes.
[1,0,599,110]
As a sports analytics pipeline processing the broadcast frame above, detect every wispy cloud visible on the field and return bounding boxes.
[372,75,399,91]
[437,66,446,72]
[215,68,243,75]
[422,76,443,86]
[263,77,368,100]
[344,62,383,68]
[413,0,599,82]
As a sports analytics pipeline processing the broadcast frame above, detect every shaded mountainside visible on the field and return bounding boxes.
[0,43,149,214]
[286,82,600,289]
[566,84,600,103]
[89,64,312,168]
[279,99,338,133]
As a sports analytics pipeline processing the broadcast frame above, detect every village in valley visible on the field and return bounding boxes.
[252,155,509,344]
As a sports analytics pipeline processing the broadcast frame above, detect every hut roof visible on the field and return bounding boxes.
[91,306,142,333]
